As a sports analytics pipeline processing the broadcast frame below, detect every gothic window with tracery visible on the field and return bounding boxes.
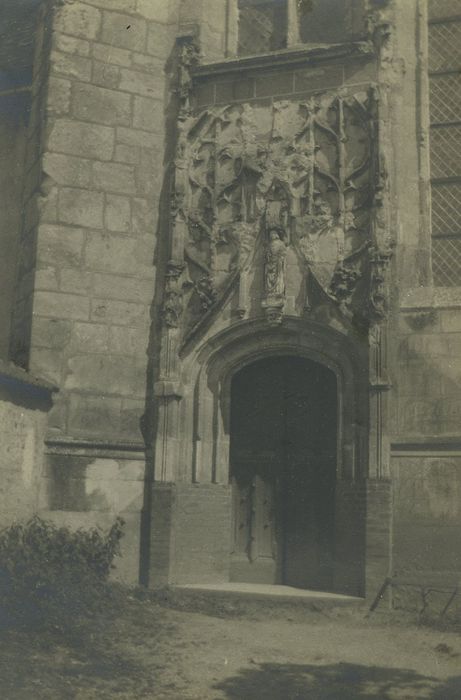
[428,0,461,286]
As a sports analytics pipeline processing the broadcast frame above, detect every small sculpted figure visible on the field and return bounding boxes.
[265,227,287,300]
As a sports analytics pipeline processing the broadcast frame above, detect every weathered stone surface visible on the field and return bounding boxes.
[84,233,153,276]
[92,273,152,303]
[119,68,162,97]
[440,309,461,333]
[86,0,136,11]
[105,194,131,232]
[57,188,104,229]
[135,148,162,197]
[39,187,59,224]
[71,322,110,353]
[93,162,136,195]
[91,298,148,326]
[36,224,85,268]
[114,144,140,165]
[132,197,156,235]
[92,61,120,89]
[101,11,147,52]
[132,96,163,131]
[131,52,164,72]
[344,59,378,85]
[91,42,132,67]
[64,355,145,396]
[30,348,64,384]
[136,0,171,22]
[48,119,115,161]
[34,291,90,322]
[59,268,93,295]
[68,394,123,436]
[55,2,102,40]
[32,318,72,350]
[53,34,91,57]
[254,71,295,98]
[294,65,344,93]
[120,398,145,436]
[109,325,149,356]
[72,83,131,127]
[47,77,72,116]
[35,268,59,292]
[146,22,176,57]
[116,126,158,149]
[43,153,92,188]
[50,51,92,82]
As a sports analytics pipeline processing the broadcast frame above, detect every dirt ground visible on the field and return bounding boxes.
[1,594,461,699]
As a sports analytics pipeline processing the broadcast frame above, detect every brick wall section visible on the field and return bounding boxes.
[172,483,232,585]
[364,480,393,601]
[335,479,392,600]
[148,483,232,587]
[26,0,177,442]
[334,481,366,596]
[149,483,175,587]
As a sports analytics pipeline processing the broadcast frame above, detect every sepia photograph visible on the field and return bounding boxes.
[0,0,460,697]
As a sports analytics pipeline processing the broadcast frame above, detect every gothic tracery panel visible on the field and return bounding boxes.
[165,85,390,338]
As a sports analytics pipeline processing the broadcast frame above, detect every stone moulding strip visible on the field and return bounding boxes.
[401,286,461,309]
[191,41,374,79]
[391,438,461,456]
[44,437,146,460]
[0,360,57,400]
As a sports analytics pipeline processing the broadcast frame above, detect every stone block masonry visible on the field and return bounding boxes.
[23,0,178,445]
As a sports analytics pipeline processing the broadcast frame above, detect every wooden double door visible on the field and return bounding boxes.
[230,356,337,590]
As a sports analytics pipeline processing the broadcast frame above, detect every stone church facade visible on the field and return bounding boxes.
[0,0,460,603]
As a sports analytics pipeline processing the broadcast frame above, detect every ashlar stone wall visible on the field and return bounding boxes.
[10,0,182,584]
[27,0,177,444]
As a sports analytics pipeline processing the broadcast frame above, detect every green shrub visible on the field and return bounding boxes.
[0,515,125,630]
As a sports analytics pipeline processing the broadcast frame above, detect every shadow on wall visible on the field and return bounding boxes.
[214,662,461,699]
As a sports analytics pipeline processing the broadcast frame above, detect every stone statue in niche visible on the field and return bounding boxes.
[263,225,287,325]
[265,227,287,298]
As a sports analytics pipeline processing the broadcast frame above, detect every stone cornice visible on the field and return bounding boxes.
[192,41,374,80]
[45,436,147,460]
[392,438,461,455]
[0,359,57,395]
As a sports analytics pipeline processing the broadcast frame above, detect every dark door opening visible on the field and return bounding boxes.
[229,356,337,590]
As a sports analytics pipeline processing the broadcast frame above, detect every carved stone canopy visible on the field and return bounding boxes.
[164,86,391,341]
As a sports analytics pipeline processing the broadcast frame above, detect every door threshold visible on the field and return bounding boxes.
[173,582,363,604]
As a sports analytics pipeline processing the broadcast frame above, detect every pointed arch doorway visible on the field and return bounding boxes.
[230,355,338,590]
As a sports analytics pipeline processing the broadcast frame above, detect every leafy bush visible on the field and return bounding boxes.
[0,515,125,630]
